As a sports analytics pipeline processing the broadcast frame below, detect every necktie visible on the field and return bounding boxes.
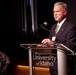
[55,24,59,34]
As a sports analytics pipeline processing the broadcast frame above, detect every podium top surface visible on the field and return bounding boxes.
[20,43,74,54]
[20,44,58,54]
[20,44,57,49]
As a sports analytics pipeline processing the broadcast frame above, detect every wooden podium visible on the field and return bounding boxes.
[20,43,74,75]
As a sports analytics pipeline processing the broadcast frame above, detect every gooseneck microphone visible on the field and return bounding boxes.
[40,22,50,32]
[40,22,48,27]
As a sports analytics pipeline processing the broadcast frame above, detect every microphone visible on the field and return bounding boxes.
[40,22,50,32]
[40,22,48,27]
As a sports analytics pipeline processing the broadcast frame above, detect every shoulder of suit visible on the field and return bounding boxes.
[65,20,76,27]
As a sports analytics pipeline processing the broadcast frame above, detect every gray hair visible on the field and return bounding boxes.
[54,2,67,11]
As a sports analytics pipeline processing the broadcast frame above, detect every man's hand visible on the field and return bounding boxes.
[41,38,54,45]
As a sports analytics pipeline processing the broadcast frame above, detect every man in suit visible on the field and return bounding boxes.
[41,2,76,75]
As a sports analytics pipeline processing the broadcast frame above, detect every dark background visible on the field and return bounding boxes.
[1,0,76,60]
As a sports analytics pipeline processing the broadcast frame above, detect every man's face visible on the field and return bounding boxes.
[53,5,67,22]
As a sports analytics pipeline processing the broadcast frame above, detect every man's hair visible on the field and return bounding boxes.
[54,2,67,11]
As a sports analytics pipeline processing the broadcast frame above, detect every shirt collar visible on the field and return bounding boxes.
[57,18,66,26]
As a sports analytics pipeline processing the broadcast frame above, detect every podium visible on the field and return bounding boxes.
[20,43,74,75]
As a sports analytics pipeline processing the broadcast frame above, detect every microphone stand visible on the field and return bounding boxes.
[40,25,50,32]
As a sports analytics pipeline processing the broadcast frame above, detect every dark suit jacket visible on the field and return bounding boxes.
[49,20,76,51]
